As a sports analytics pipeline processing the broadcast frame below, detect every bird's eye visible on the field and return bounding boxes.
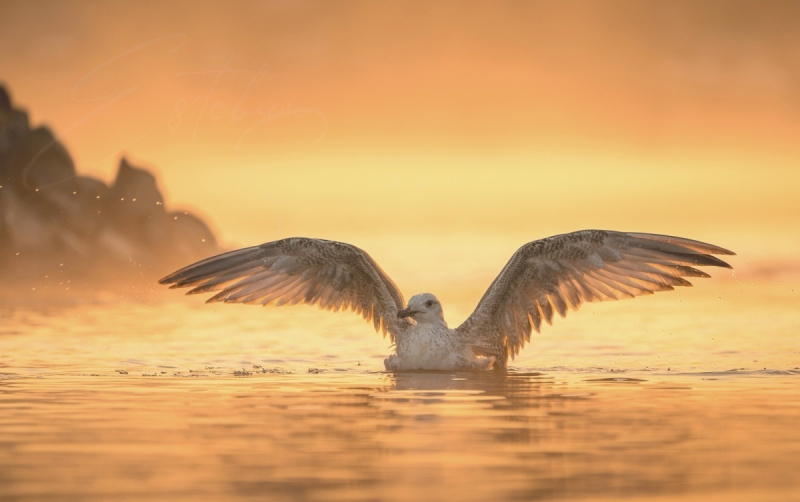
[425,300,433,307]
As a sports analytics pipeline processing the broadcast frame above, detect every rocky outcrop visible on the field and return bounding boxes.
[0,84,219,282]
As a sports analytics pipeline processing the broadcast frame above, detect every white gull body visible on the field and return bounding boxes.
[159,230,734,371]
[384,293,494,371]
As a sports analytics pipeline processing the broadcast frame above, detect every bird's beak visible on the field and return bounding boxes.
[397,308,419,319]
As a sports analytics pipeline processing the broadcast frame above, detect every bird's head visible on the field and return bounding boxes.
[397,293,446,326]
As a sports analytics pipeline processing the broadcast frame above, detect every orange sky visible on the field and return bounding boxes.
[1,0,799,266]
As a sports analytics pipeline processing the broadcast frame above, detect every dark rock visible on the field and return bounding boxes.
[0,85,11,151]
[0,85,30,159]
[107,157,165,215]
[3,126,76,192]
[103,157,166,248]
[63,176,109,238]
[0,85,220,283]
[0,85,10,114]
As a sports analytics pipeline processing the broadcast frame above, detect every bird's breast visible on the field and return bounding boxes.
[397,324,457,359]
[385,323,492,371]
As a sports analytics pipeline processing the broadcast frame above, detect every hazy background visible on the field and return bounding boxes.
[2,0,799,287]
[3,7,800,501]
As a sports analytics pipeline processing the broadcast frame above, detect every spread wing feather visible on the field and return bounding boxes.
[159,238,410,341]
[456,230,734,364]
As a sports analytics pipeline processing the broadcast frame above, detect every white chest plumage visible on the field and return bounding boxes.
[384,323,492,371]
[398,323,455,364]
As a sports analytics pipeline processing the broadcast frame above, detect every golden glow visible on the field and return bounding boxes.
[1,1,798,276]
[2,4,800,499]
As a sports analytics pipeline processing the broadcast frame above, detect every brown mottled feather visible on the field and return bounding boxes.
[159,238,410,341]
[456,230,734,367]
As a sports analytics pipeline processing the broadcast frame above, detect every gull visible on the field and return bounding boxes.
[159,230,734,371]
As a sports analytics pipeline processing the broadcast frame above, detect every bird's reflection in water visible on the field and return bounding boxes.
[387,370,556,398]
[374,370,590,441]
[351,370,610,501]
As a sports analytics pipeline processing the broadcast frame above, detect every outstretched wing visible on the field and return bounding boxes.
[456,230,735,362]
[159,238,410,341]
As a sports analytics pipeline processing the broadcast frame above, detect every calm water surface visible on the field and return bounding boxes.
[1,277,799,501]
